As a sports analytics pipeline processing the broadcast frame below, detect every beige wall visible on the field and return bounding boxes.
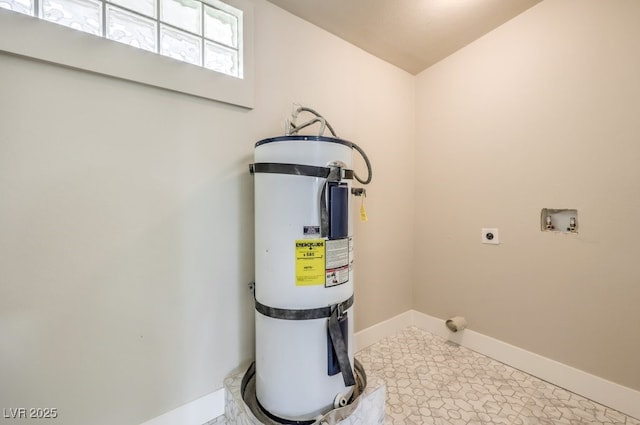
[0,2,414,424]
[414,0,640,391]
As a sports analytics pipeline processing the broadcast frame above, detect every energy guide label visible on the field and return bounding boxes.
[295,239,325,286]
[325,238,349,287]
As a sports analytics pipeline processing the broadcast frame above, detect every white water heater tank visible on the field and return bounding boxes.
[252,135,357,422]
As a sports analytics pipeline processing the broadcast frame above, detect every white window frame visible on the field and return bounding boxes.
[0,0,254,109]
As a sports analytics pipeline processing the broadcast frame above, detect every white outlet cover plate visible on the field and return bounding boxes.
[482,228,499,244]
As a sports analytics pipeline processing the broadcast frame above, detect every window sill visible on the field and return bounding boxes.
[0,4,254,109]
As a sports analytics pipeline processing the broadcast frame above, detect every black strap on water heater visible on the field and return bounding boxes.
[255,295,356,387]
[327,304,356,387]
[320,183,329,238]
[255,294,353,321]
[249,162,354,180]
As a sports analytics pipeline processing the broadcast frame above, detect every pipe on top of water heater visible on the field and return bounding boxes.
[286,104,373,186]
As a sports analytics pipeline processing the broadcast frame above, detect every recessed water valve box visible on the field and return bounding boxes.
[541,209,578,233]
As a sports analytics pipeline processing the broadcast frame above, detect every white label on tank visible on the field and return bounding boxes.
[326,238,349,287]
[303,226,321,237]
[349,237,354,271]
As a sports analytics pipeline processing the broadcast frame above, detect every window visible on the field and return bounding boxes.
[0,0,254,107]
[0,0,243,78]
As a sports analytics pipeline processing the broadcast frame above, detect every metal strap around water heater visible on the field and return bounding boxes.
[327,303,356,387]
[255,295,356,387]
[249,162,354,180]
[255,294,353,321]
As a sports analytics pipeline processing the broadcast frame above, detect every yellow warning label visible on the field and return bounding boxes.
[295,239,325,286]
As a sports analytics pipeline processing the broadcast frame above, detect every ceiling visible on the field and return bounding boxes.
[265,0,542,75]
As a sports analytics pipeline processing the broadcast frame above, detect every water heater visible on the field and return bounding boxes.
[249,107,371,423]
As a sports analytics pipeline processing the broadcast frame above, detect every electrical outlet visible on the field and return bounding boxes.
[481,228,499,244]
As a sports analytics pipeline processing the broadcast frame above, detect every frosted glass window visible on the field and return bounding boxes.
[1,0,244,79]
[107,5,157,53]
[204,5,237,48]
[160,24,201,66]
[205,40,237,77]
[160,0,201,35]
[42,0,102,35]
[108,0,155,18]
[0,0,34,15]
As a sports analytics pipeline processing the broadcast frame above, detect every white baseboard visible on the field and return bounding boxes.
[139,388,225,425]
[411,310,640,420]
[353,310,413,352]
[142,309,640,424]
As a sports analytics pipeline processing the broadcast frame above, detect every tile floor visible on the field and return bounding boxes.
[207,326,640,425]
